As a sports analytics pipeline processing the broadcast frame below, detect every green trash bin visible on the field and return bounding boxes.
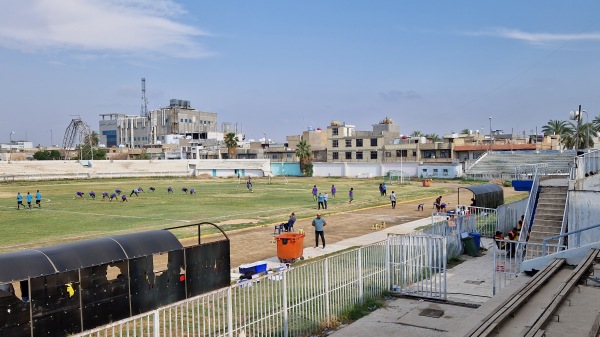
[462,236,478,257]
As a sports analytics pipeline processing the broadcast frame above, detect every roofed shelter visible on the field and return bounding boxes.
[458,184,504,209]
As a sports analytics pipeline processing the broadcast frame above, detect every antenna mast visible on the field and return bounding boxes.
[141,77,148,116]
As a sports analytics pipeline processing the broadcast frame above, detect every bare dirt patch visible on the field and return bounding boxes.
[196,182,527,267]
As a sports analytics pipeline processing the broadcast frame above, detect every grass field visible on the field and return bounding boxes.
[0,176,455,253]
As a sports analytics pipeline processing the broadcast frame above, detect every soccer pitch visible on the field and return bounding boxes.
[0,177,450,252]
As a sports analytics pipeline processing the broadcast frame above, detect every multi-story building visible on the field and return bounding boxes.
[99,99,218,149]
[326,118,400,162]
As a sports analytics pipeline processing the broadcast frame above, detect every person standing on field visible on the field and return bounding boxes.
[312,213,327,249]
[317,192,325,210]
[390,191,396,209]
[35,190,42,208]
[312,185,318,201]
[17,192,23,209]
[348,188,354,204]
[331,185,336,198]
[26,192,32,209]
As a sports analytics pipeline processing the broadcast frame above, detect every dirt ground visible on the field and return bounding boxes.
[193,182,526,267]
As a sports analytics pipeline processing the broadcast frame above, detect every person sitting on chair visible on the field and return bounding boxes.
[284,212,296,231]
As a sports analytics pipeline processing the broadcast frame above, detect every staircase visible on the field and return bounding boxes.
[526,184,568,259]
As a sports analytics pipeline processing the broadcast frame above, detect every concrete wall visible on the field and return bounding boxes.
[313,162,461,178]
[568,174,600,245]
[270,162,302,176]
[313,162,418,178]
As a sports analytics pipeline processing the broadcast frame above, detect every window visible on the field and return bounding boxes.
[443,169,449,176]
[433,169,438,173]
[332,152,339,160]
[332,128,338,136]
[385,151,391,158]
[345,139,352,147]
[370,151,377,159]
[345,152,352,159]
[396,150,407,157]
[332,140,339,148]
[356,139,363,147]
[370,138,378,146]
[356,151,363,160]
[412,151,417,157]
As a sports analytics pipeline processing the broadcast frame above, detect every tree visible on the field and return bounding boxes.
[78,145,106,160]
[426,133,441,143]
[223,132,239,159]
[410,131,424,137]
[577,122,597,149]
[84,131,99,147]
[460,129,470,135]
[542,120,571,136]
[33,150,61,160]
[295,140,312,177]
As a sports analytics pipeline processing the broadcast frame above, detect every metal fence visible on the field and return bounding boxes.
[419,207,498,259]
[388,234,447,300]
[492,239,566,295]
[572,149,600,180]
[73,235,447,337]
[74,241,389,337]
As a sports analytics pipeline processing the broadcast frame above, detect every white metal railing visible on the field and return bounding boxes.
[74,241,389,337]
[514,163,547,180]
[572,149,600,180]
[73,235,446,337]
[518,165,542,249]
[493,239,566,295]
[388,234,447,300]
[558,189,570,247]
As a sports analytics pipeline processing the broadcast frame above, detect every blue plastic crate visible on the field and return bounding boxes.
[239,262,267,275]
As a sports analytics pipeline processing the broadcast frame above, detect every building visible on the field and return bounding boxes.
[327,118,401,162]
[99,99,218,149]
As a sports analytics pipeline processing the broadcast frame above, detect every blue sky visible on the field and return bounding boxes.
[2,1,600,146]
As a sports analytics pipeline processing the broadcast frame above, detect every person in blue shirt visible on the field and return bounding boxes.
[89,191,96,199]
[283,212,296,232]
[17,192,23,209]
[26,192,33,209]
[317,193,325,210]
[35,190,42,208]
[312,213,327,249]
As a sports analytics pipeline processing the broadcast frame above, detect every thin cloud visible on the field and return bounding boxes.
[464,27,600,45]
[0,0,212,58]
[379,90,422,101]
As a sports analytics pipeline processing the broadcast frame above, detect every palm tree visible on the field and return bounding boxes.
[461,128,470,135]
[223,132,239,159]
[578,122,598,149]
[427,133,441,143]
[295,140,312,176]
[410,130,424,137]
[592,115,600,132]
[84,131,99,146]
[542,120,571,136]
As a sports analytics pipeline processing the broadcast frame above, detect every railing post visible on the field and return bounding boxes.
[324,258,330,325]
[386,235,391,291]
[153,309,160,337]
[227,287,233,337]
[358,248,364,304]
[542,239,547,256]
[576,232,581,248]
[283,270,289,337]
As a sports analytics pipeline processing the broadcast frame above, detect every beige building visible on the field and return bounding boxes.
[326,118,401,162]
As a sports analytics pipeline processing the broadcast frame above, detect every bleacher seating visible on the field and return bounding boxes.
[465,151,575,180]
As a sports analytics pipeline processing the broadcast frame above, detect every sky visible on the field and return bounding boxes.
[2,1,600,147]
